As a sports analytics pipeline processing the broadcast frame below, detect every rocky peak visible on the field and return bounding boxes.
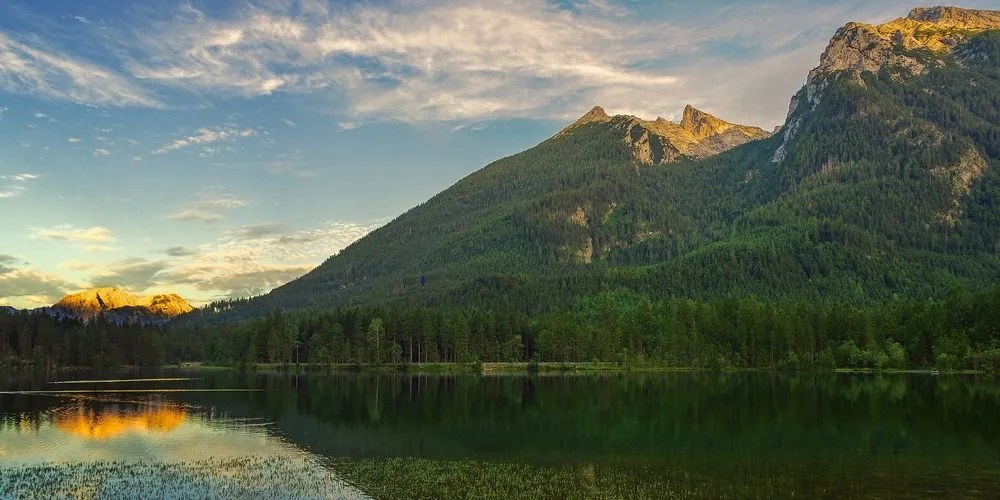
[53,288,193,321]
[557,105,770,165]
[680,104,741,139]
[810,6,999,82]
[773,6,998,164]
[573,106,611,126]
[907,6,1000,26]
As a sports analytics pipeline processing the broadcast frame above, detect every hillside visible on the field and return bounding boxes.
[205,6,1000,320]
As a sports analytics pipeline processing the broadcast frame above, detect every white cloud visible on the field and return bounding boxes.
[90,257,169,292]
[158,219,381,300]
[73,16,92,25]
[93,148,110,156]
[123,0,683,122]
[59,259,92,271]
[67,137,82,143]
[0,268,77,308]
[337,121,359,130]
[31,224,116,243]
[153,126,257,155]
[167,192,249,222]
[281,118,297,127]
[0,172,39,199]
[0,32,161,108]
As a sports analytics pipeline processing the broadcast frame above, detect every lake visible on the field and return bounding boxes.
[1,369,998,498]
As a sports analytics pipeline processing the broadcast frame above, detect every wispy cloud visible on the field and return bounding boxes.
[0,32,161,108]
[0,254,78,307]
[153,126,257,155]
[163,246,197,257]
[93,148,110,156]
[167,191,249,222]
[0,172,39,199]
[158,219,381,300]
[30,224,115,243]
[67,137,82,143]
[90,257,169,292]
[123,0,683,122]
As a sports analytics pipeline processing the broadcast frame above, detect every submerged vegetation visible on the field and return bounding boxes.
[0,456,362,499]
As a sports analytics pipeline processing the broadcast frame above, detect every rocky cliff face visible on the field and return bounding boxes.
[773,6,1000,163]
[53,288,194,321]
[809,6,999,82]
[558,105,770,165]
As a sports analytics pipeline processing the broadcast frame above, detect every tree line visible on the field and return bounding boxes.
[2,286,998,372]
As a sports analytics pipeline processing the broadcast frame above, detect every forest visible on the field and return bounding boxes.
[2,286,998,373]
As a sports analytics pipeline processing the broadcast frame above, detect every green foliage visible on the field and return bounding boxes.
[172,31,1000,325]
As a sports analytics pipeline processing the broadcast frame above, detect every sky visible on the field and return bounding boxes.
[0,0,995,308]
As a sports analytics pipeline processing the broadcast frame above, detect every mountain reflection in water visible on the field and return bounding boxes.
[53,404,187,440]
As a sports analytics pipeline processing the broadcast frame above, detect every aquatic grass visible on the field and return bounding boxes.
[0,456,365,499]
[329,457,797,499]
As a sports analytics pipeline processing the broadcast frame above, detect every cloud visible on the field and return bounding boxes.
[281,118,297,127]
[90,257,169,292]
[170,266,313,299]
[158,219,381,300]
[167,192,249,222]
[163,246,197,257]
[0,259,77,308]
[67,137,82,143]
[59,259,93,271]
[30,224,115,243]
[93,148,110,156]
[122,0,683,122]
[0,172,39,199]
[337,122,359,130]
[153,126,257,155]
[73,16,92,25]
[229,223,289,240]
[0,32,161,108]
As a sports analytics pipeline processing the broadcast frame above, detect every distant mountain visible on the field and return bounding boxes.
[207,6,999,320]
[556,105,771,164]
[49,288,193,324]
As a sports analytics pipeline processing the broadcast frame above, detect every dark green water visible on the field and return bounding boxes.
[1,370,998,498]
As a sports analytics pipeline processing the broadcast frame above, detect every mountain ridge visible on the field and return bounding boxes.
[556,104,771,164]
[51,287,193,322]
[197,5,999,321]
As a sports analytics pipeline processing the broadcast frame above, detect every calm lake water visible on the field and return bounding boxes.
[1,369,998,498]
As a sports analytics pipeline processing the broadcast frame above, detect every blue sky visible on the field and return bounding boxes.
[0,0,994,307]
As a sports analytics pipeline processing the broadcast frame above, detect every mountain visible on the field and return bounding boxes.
[556,105,771,164]
[51,288,193,323]
[207,6,999,320]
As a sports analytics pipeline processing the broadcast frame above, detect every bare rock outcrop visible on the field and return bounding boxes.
[558,104,770,165]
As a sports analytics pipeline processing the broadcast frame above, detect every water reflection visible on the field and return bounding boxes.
[52,403,187,440]
[0,395,294,465]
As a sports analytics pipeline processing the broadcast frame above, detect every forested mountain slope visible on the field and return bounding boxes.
[204,6,1000,320]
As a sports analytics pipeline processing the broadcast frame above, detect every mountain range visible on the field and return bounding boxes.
[184,6,1000,320]
[4,288,195,325]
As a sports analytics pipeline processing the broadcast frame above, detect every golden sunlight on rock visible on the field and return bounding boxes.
[53,405,187,440]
